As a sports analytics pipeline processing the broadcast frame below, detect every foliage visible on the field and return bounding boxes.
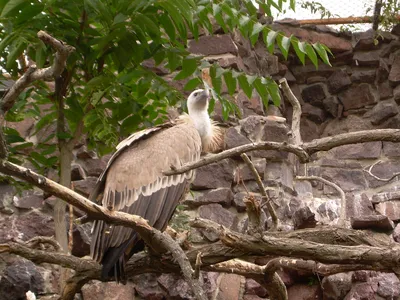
[0,0,331,172]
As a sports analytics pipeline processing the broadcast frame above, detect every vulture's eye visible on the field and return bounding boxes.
[193,92,198,97]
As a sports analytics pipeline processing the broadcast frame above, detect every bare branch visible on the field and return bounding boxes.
[1,31,75,114]
[279,78,302,145]
[241,153,279,230]
[303,129,400,155]
[363,160,400,182]
[297,176,347,225]
[165,142,309,175]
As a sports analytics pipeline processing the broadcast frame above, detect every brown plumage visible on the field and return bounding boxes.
[90,89,222,282]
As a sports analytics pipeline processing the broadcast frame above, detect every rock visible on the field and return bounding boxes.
[353,30,377,50]
[376,59,390,83]
[294,181,313,197]
[82,281,136,300]
[198,204,238,241]
[71,163,85,181]
[233,192,263,213]
[376,272,400,299]
[285,70,296,83]
[332,142,382,159]
[378,81,393,100]
[245,279,267,297]
[352,270,376,282]
[372,191,400,204]
[383,142,400,157]
[189,34,237,56]
[338,83,376,111]
[185,188,233,208]
[76,145,96,159]
[301,84,326,108]
[312,168,367,192]
[192,160,234,190]
[394,85,400,103]
[317,200,340,221]
[389,55,400,85]
[394,223,400,243]
[291,64,337,84]
[381,40,400,58]
[158,273,193,299]
[72,177,98,198]
[235,91,264,117]
[364,160,400,188]
[12,193,43,209]
[287,284,322,300]
[292,206,316,229]
[214,273,245,300]
[71,223,91,257]
[0,259,44,300]
[351,215,394,231]
[375,201,400,221]
[82,158,107,177]
[344,282,377,300]
[306,76,326,84]
[238,158,266,181]
[224,127,251,151]
[285,197,304,219]
[345,193,374,219]
[323,96,340,118]
[264,161,294,191]
[392,24,400,36]
[353,50,381,67]
[364,100,398,125]
[350,69,376,83]
[321,272,352,300]
[322,114,374,137]
[13,211,54,241]
[327,70,352,93]
[300,118,321,142]
[302,103,326,124]
[131,274,166,300]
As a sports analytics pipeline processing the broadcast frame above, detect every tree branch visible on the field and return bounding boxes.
[363,160,400,182]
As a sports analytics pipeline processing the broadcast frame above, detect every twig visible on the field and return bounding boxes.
[25,236,61,252]
[296,176,347,226]
[363,160,400,182]
[240,153,279,230]
[194,252,202,279]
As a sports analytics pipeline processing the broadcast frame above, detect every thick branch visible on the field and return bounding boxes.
[297,176,346,225]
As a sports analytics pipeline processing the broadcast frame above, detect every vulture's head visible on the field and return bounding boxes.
[187,89,210,113]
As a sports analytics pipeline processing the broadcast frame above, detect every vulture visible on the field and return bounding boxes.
[90,88,222,282]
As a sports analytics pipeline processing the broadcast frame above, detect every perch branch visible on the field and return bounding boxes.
[241,153,279,230]
[363,160,400,182]
[297,176,347,225]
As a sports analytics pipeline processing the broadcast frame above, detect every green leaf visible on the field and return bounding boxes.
[253,77,269,109]
[184,77,202,91]
[174,58,198,80]
[264,29,278,53]
[313,42,332,66]
[238,74,252,98]
[305,43,319,68]
[1,0,27,17]
[291,38,306,65]
[210,65,222,94]
[277,35,291,59]
[290,0,296,11]
[223,71,236,96]
[159,13,176,41]
[266,79,281,106]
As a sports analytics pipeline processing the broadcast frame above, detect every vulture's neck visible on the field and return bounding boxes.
[188,107,212,143]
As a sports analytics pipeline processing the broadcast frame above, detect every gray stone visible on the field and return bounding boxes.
[224,127,251,151]
[377,59,390,83]
[11,211,54,242]
[287,284,322,300]
[323,96,340,118]
[236,91,264,117]
[353,50,381,67]
[292,206,316,230]
[294,181,313,197]
[313,168,367,192]
[214,273,245,300]
[394,85,400,103]
[350,69,376,83]
[352,270,376,282]
[264,161,294,191]
[73,177,98,198]
[306,76,327,84]
[303,103,326,124]
[192,160,234,190]
[389,55,400,85]
[0,259,44,300]
[132,274,165,300]
[300,117,321,142]
[393,223,400,243]
[351,215,394,231]
[375,201,400,221]
[71,163,85,181]
[327,70,352,93]
[82,281,136,300]
[372,191,400,204]
[344,282,378,300]
[238,158,266,181]
[245,279,267,297]
[376,273,400,299]
[392,24,400,36]
[76,145,96,159]
[353,30,377,51]
[321,272,352,300]
[364,160,400,188]
[332,142,382,159]
[338,83,376,111]
[364,100,398,125]
[381,40,400,58]
[345,193,374,219]
[317,200,340,221]
[189,34,237,56]
[301,84,326,108]
[185,188,233,208]
[239,115,268,142]
[12,193,43,209]
[71,223,91,257]
[291,64,336,84]
[82,158,107,177]
[233,192,250,213]
[378,81,394,100]
[285,197,304,219]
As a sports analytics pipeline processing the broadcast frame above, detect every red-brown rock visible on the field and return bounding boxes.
[389,55,400,85]
[338,83,376,111]
[189,34,237,56]
[191,160,234,190]
[287,284,323,300]
[327,70,352,93]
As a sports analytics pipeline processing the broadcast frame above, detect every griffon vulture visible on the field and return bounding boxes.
[90,88,222,282]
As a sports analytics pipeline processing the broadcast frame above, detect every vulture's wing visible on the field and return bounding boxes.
[90,121,201,282]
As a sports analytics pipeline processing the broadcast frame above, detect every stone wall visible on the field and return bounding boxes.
[1,22,400,300]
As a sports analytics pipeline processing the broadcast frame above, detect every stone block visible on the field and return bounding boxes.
[292,206,316,229]
[132,273,166,299]
[301,84,326,108]
[82,158,107,177]
[316,168,367,192]
[245,278,267,297]
[327,69,352,93]
[372,190,400,204]
[71,163,85,181]
[215,274,245,300]
[394,85,400,103]
[332,141,382,159]
[264,161,293,191]
[238,158,266,181]
[287,284,322,300]
[291,64,337,84]
[73,177,98,198]
[321,272,352,300]
[345,193,374,219]
[224,127,251,151]
[389,55,400,85]
[302,103,326,124]
[192,159,234,190]
[317,200,340,221]
[364,160,400,188]
[338,83,376,111]
[351,215,394,231]
[378,81,394,100]
[184,188,233,208]
[236,90,264,117]
[375,201,400,221]
[353,50,381,67]
[82,281,136,300]
[376,59,390,83]
[364,100,398,125]
[350,69,376,83]
[188,34,237,56]
[12,193,43,210]
[393,223,400,243]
